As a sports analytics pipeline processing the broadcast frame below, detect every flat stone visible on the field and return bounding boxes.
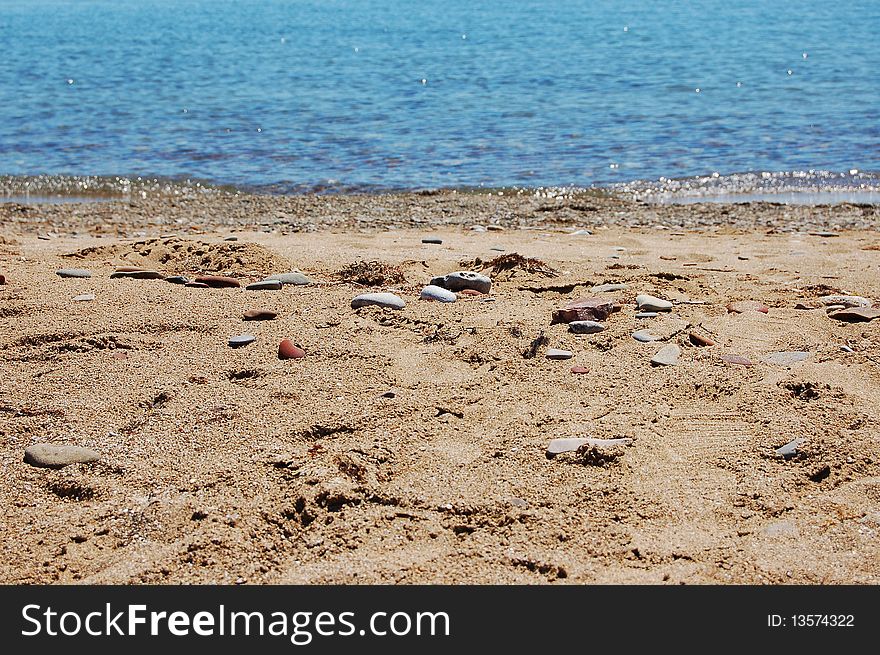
[659,255,676,261]
[726,300,769,314]
[486,225,504,231]
[56,268,92,278]
[825,305,846,313]
[110,269,163,279]
[551,297,614,324]
[185,282,209,288]
[568,320,605,334]
[651,344,680,366]
[689,332,716,347]
[72,293,95,302]
[351,292,405,310]
[809,231,839,237]
[195,275,240,288]
[430,271,492,294]
[828,307,880,322]
[591,283,627,293]
[469,225,486,232]
[636,294,672,312]
[489,246,506,252]
[570,229,591,236]
[278,339,306,360]
[228,334,256,348]
[224,236,238,241]
[422,238,443,244]
[775,437,804,458]
[635,312,658,319]
[0,274,5,285]
[459,289,485,296]
[721,354,753,367]
[818,295,870,308]
[243,309,277,321]
[794,302,818,310]
[546,437,632,457]
[165,275,190,285]
[570,366,590,374]
[764,351,810,366]
[632,329,660,343]
[546,348,573,360]
[24,444,99,469]
[266,272,312,286]
[246,280,283,291]
[420,285,457,303]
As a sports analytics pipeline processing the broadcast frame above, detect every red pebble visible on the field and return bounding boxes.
[721,354,753,367]
[570,366,590,374]
[689,332,716,347]
[459,289,484,296]
[278,339,306,360]
[195,275,240,288]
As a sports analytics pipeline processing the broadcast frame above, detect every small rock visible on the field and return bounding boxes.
[827,307,880,322]
[243,309,277,321]
[818,295,870,308]
[636,294,673,312]
[764,351,810,366]
[825,305,846,313]
[195,275,240,288]
[72,293,95,302]
[840,345,854,353]
[459,289,485,296]
[809,231,839,237]
[546,348,573,360]
[775,437,804,458]
[551,297,614,324]
[570,229,591,236]
[278,339,306,360]
[726,300,769,314]
[246,280,283,291]
[224,236,238,241]
[351,292,406,310]
[688,332,715,347]
[721,354,753,367]
[635,312,658,319]
[570,366,590,374]
[546,437,632,457]
[430,271,492,294]
[470,225,487,232]
[185,282,210,288]
[266,272,312,286]
[56,268,92,278]
[794,302,817,310]
[486,225,504,231]
[0,274,5,285]
[420,285,457,303]
[489,246,506,252]
[228,334,256,348]
[24,444,99,469]
[632,329,660,343]
[110,269,163,279]
[591,283,627,293]
[738,255,750,260]
[422,238,443,244]
[568,320,605,334]
[659,255,676,261]
[165,275,190,285]
[651,344,680,366]
[509,497,528,508]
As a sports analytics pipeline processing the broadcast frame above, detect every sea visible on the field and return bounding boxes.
[1,0,879,202]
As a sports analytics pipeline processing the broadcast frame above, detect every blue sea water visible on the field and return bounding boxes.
[0,0,878,195]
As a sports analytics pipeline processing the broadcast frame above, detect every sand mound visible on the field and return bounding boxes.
[62,238,288,276]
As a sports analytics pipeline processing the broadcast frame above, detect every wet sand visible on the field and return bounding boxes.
[1,191,879,584]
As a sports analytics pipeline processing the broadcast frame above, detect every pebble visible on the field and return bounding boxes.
[110,269,163,279]
[636,294,672,312]
[470,225,487,232]
[688,332,716,347]
[570,366,590,374]
[570,229,591,236]
[489,246,506,252]
[459,289,485,296]
[546,348,573,360]
[775,437,804,458]
[635,312,658,319]
[56,268,92,278]
[546,437,632,457]
[828,307,880,322]
[278,339,306,360]
[726,300,769,314]
[650,344,680,366]
[228,334,256,348]
[422,238,443,244]
[632,329,660,343]
[420,285,457,302]
[351,292,406,310]
[764,351,810,366]
[430,271,492,294]
[840,345,854,353]
[224,236,238,241]
[165,275,190,285]
[568,320,605,334]
[809,231,839,237]
[243,309,277,321]
[72,293,95,302]
[591,283,627,293]
[0,274,5,285]
[825,305,846,313]
[195,275,240,288]
[819,295,870,308]
[486,225,504,231]
[246,280,283,291]
[24,444,99,469]
[721,354,753,367]
[185,282,210,288]
[266,272,312,286]
[551,297,615,324]
[659,255,676,261]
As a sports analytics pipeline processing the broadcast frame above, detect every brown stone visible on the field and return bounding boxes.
[243,309,277,321]
[689,332,716,347]
[185,282,210,288]
[459,289,484,296]
[721,354,753,367]
[195,275,240,288]
[551,297,615,324]
[0,274,5,285]
[726,301,769,314]
[115,266,146,272]
[570,366,590,374]
[828,307,880,322]
[278,339,306,360]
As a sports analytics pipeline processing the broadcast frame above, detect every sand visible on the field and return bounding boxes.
[1,191,879,584]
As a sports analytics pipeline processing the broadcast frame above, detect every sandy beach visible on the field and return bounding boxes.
[1,191,879,584]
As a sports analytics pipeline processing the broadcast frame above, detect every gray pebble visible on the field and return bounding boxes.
[632,329,660,343]
[469,225,487,232]
[651,344,681,366]
[246,280,283,291]
[56,268,92,278]
[420,285,457,303]
[266,271,312,286]
[165,275,190,285]
[422,238,443,244]
[351,292,406,310]
[546,348,573,360]
[775,437,804,458]
[72,293,95,302]
[568,320,605,334]
[228,334,256,348]
[224,236,238,241]
[591,283,627,293]
[818,295,870,308]
[430,271,492,294]
[570,229,591,236]
[636,294,673,312]
[110,270,163,280]
[24,444,99,469]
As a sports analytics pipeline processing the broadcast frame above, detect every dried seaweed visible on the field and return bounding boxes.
[461,253,560,278]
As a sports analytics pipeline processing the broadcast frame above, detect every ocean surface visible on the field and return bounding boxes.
[1,0,879,200]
